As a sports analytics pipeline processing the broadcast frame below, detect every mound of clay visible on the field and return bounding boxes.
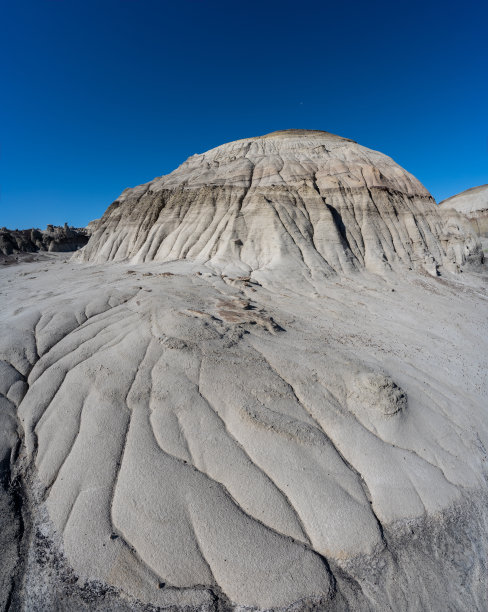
[1,257,487,611]
[439,184,488,239]
[77,130,482,277]
[1,132,487,611]
[0,223,89,257]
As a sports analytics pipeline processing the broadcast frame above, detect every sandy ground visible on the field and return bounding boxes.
[1,253,487,610]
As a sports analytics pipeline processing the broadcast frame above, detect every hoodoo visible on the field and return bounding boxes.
[78,130,481,277]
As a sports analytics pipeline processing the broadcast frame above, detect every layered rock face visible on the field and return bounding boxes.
[440,184,488,239]
[78,130,481,276]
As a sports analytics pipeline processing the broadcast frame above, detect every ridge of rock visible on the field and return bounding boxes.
[439,184,488,241]
[0,224,89,259]
[439,183,488,211]
[228,128,356,142]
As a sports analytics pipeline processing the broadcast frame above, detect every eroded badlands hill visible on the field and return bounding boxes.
[1,131,487,611]
[78,130,481,278]
[440,184,488,239]
[0,224,89,260]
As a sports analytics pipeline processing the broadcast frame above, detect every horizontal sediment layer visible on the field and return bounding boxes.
[77,131,482,275]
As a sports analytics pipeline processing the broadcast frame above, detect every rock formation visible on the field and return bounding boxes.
[1,131,487,611]
[0,224,89,259]
[85,219,100,235]
[439,184,488,243]
[78,130,482,277]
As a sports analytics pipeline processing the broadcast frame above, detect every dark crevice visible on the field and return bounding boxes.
[326,202,353,253]
[4,471,28,612]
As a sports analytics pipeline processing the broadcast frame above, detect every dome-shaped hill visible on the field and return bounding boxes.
[78,130,481,276]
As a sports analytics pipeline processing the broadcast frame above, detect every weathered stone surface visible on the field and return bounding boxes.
[439,184,488,249]
[85,219,100,235]
[77,130,482,276]
[0,260,486,610]
[0,224,89,259]
[1,131,487,611]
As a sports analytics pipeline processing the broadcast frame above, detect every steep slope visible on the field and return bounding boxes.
[440,184,488,238]
[77,130,481,277]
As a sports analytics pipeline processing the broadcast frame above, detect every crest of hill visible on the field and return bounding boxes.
[439,184,488,240]
[231,128,356,142]
[77,130,482,277]
[440,184,488,213]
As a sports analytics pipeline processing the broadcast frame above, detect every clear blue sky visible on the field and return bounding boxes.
[2,0,487,229]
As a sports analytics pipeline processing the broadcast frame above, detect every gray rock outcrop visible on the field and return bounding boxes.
[77,130,482,275]
[0,224,89,258]
[85,219,100,235]
[439,184,488,252]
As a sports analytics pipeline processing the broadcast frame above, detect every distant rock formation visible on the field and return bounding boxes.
[77,129,482,276]
[85,218,100,235]
[0,224,89,257]
[439,184,488,239]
